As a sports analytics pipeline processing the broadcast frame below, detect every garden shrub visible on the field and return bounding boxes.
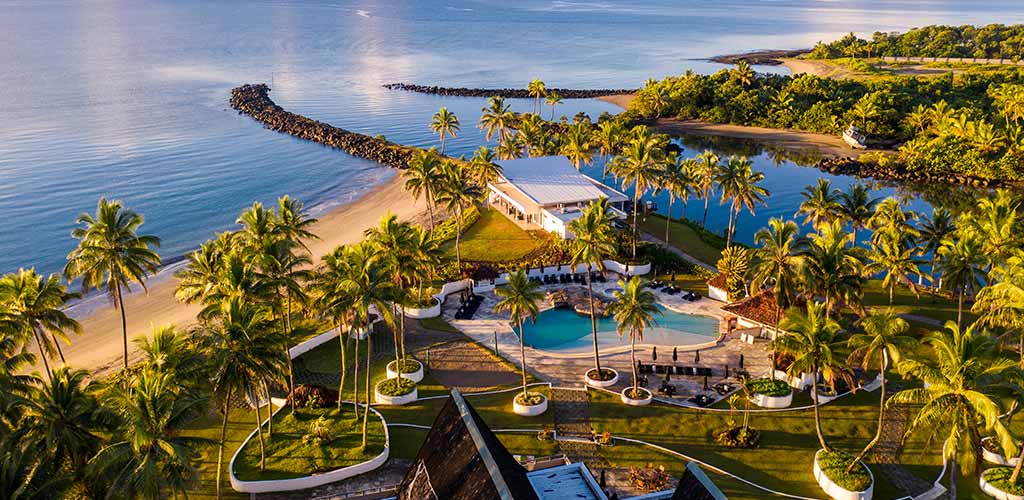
[515,391,546,406]
[302,417,332,447]
[714,425,760,448]
[746,378,791,397]
[387,359,421,374]
[984,466,1024,495]
[377,377,416,397]
[629,464,673,492]
[818,450,872,492]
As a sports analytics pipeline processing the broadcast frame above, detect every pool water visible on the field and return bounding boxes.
[522,305,720,353]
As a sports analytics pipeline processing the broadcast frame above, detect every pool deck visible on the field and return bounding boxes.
[444,279,773,405]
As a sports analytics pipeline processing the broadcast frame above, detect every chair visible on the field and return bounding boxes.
[655,365,665,374]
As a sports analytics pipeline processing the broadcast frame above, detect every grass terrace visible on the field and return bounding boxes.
[639,214,725,266]
[442,207,546,262]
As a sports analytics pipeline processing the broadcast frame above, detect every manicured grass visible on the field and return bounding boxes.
[417,316,460,333]
[388,426,560,461]
[442,208,544,262]
[640,214,723,266]
[233,406,385,481]
[180,407,264,499]
[861,279,977,325]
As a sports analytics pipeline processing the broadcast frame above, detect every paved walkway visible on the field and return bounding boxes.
[550,387,609,473]
[872,382,939,499]
[640,232,716,271]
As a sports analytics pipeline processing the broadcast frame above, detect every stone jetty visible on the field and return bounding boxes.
[814,156,1007,188]
[382,82,637,99]
[230,84,414,169]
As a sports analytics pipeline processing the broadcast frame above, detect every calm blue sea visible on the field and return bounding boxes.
[1,0,1020,276]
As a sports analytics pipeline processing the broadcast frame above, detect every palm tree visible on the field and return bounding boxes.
[479,96,514,145]
[0,269,80,377]
[236,201,278,249]
[968,189,1021,272]
[134,324,207,389]
[892,321,1018,498]
[434,161,483,270]
[560,122,595,170]
[608,276,660,399]
[865,237,923,305]
[403,148,442,230]
[546,91,563,121]
[845,311,913,471]
[496,133,524,160]
[430,107,460,154]
[90,369,211,499]
[656,155,694,244]
[274,195,319,252]
[64,198,161,372]
[774,301,847,451]
[527,79,547,115]
[199,297,284,498]
[716,156,768,247]
[798,221,865,318]
[594,120,624,177]
[732,61,755,88]
[851,96,880,133]
[868,197,918,251]
[751,218,801,334]
[470,146,503,188]
[16,367,110,489]
[916,208,954,287]
[364,212,416,368]
[974,249,1024,367]
[493,270,543,400]
[937,230,986,328]
[717,246,751,301]
[796,179,841,231]
[696,150,720,228]
[903,104,932,134]
[608,134,663,258]
[568,199,617,381]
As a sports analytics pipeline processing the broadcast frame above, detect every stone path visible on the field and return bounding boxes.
[872,382,938,499]
[550,387,610,472]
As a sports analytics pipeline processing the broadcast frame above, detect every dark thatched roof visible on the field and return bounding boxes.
[721,291,783,326]
[706,273,728,290]
[671,463,728,500]
[396,390,540,500]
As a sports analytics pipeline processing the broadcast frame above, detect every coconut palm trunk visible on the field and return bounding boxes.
[254,395,266,470]
[518,320,528,399]
[31,329,52,380]
[51,333,66,364]
[263,383,273,437]
[631,191,641,258]
[630,328,638,395]
[216,388,232,500]
[847,349,888,473]
[337,322,347,411]
[586,264,602,375]
[353,329,360,416]
[665,196,674,244]
[957,286,965,329]
[455,204,464,269]
[361,335,372,448]
[1010,444,1024,482]
[948,456,957,500]
[811,366,829,451]
[702,189,711,228]
[285,292,296,414]
[425,191,435,231]
[114,282,129,371]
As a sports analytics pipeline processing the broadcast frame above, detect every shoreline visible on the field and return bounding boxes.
[597,95,862,158]
[709,49,809,66]
[55,172,424,377]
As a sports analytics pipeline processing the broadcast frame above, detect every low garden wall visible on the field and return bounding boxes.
[228,404,390,493]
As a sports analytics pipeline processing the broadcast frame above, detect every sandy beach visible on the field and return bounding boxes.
[597,94,862,158]
[55,172,425,377]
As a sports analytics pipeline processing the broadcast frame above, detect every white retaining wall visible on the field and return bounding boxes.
[813,449,873,500]
[471,259,650,293]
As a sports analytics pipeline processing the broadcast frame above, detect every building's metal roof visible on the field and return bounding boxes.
[527,463,607,500]
[495,157,628,206]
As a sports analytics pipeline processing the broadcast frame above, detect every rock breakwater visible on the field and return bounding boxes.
[382,83,636,99]
[230,83,414,169]
[815,157,1004,188]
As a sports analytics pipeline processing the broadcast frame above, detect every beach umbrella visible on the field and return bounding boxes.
[672,347,678,362]
[694,350,700,363]
[724,365,729,378]
[739,353,745,368]
[652,346,657,361]
[703,375,709,390]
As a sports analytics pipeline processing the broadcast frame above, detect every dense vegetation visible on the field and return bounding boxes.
[627,62,1024,181]
[808,24,1024,60]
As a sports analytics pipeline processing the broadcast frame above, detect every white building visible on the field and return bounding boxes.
[487,156,629,239]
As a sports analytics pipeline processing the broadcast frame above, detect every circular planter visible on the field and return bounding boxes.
[403,298,441,319]
[374,381,418,406]
[620,387,653,406]
[750,391,793,409]
[585,368,619,388]
[512,394,548,416]
[980,468,1024,500]
[350,329,369,340]
[386,360,424,383]
[813,449,874,500]
[983,437,1023,467]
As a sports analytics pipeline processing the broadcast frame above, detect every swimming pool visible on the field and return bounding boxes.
[522,305,720,354]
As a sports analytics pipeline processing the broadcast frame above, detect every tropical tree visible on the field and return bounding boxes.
[546,91,563,121]
[867,197,918,250]
[716,156,768,247]
[796,179,841,231]
[90,369,211,499]
[845,311,913,471]
[434,161,483,270]
[751,218,801,332]
[479,96,514,145]
[64,198,161,372]
[798,221,865,317]
[608,276,660,399]
[865,237,923,305]
[594,120,624,177]
[527,79,547,115]
[851,95,880,133]
[656,155,694,244]
[403,149,442,230]
[916,208,954,287]
[717,246,751,301]
[974,249,1024,366]
[774,301,847,451]
[936,230,986,328]
[199,297,284,498]
[609,134,664,258]
[364,212,416,368]
[568,199,617,380]
[968,189,1021,272]
[470,146,503,187]
[274,195,319,252]
[892,321,1018,498]
[0,269,80,377]
[560,122,595,170]
[695,150,720,228]
[493,270,543,400]
[430,107,460,154]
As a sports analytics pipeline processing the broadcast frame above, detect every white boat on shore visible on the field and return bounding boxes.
[842,124,867,149]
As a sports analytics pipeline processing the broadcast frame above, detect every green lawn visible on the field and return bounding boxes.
[180,407,265,499]
[442,207,545,262]
[861,279,977,326]
[233,406,385,481]
[640,214,724,266]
